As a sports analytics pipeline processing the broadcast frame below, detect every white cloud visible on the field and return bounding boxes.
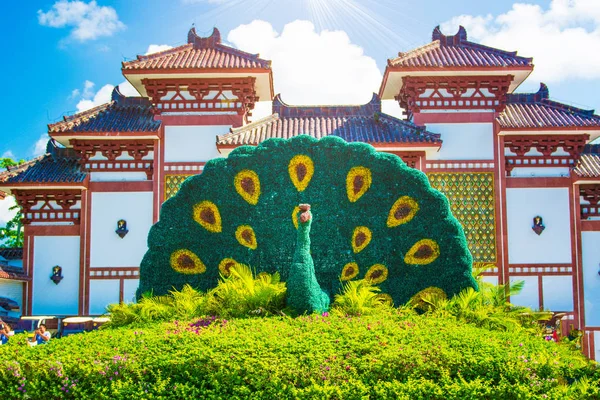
[227,20,382,105]
[0,196,18,227]
[74,80,140,112]
[441,0,600,83]
[146,44,173,54]
[38,0,125,42]
[32,134,50,157]
[1,151,15,159]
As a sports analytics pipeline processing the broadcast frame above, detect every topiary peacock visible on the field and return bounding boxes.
[138,135,477,313]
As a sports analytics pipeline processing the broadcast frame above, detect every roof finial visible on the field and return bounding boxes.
[188,26,221,48]
[536,83,549,100]
[432,25,467,45]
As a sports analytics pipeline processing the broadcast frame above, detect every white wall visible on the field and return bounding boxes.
[506,188,572,264]
[90,192,153,268]
[123,279,139,304]
[595,333,600,362]
[425,123,494,160]
[582,232,600,327]
[90,172,149,182]
[32,236,80,315]
[510,276,539,309]
[164,125,230,162]
[0,280,23,317]
[89,280,119,315]
[542,276,573,312]
[509,167,571,178]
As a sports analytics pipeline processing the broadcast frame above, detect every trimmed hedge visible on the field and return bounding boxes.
[139,136,476,305]
[0,312,598,399]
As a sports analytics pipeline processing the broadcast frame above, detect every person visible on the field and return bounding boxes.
[0,319,12,345]
[27,324,51,346]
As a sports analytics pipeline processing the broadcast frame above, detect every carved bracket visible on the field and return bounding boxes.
[398,75,513,113]
[13,189,82,224]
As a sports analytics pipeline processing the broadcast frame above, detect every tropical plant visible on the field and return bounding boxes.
[332,279,392,316]
[207,264,286,317]
[0,198,23,248]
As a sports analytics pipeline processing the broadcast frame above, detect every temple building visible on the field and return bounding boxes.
[1,26,600,360]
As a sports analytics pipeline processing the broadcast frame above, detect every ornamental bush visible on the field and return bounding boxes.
[139,135,476,307]
[0,312,598,399]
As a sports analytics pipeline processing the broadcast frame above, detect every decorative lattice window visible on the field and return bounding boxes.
[165,175,194,200]
[428,172,497,263]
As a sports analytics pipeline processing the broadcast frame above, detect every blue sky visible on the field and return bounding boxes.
[1,0,599,162]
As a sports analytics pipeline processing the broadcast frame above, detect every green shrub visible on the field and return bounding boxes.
[206,264,286,317]
[0,311,597,399]
[332,279,392,315]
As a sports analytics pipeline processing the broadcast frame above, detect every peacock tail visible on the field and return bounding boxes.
[138,135,477,306]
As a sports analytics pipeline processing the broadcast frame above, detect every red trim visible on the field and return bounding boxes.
[581,220,600,231]
[538,275,544,310]
[89,181,153,192]
[413,112,496,125]
[50,131,159,138]
[84,190,92,314]
[572,183,584,330]
[505,177,571,188]
[5,182,86,189]
[25,233,34,315]
[78,191,87,315]
[589,331,596,360]
[497,125,508,285]
[123,67,272,75]
[153,137,160,223]
[500,127,600,133]
[119,279,124,303]
[385,66,533,73]
[26,225,80,236]
[159,114,244,127]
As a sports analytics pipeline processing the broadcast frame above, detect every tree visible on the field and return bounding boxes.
[0,199,23,248]
[0,157,25,248]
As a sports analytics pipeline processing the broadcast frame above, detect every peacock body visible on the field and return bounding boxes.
[139,135,477,310]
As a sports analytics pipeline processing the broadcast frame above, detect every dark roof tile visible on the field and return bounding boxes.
[498,84,600,129]
[388,26,532,69]
[48,88,160,134]
[122,28,271,71]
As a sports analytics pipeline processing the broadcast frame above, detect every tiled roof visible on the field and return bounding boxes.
[217,94,441,147]
[0,158,42,185]
[0,296,20,311]
[122,28,271,71]
[574,144,600,178]
[0,248,23,261]
[498,83,600,129]
[388,26,532,69]
[0,262,29,281]
[48,88,160,134]
[1,140,86,185]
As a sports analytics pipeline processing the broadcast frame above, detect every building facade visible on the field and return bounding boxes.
[1,26,600,360]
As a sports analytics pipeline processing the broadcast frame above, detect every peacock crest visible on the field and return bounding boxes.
[139,135,476,307]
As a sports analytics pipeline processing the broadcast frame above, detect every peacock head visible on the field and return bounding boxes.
[299,203,312,223]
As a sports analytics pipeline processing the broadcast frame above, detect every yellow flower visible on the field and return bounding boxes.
[404,239,440,265]
[351,226,372,253]
[340,262,359,281]
[292,205,300,229]
[289,155,314,192]
[170,249,206,274]
[387,196,419,227]
[365,264,388,284]
[193,201,222,233]
[346,166,372,202]
[235,225,258,250]
[218,258,238,277]
[234,169,260,205]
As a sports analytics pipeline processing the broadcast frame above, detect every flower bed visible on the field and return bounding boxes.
[0,311,598,399]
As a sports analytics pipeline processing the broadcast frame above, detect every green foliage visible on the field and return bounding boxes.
[0,157,25,169]
[0,197,23,248]
[207,264,286,317]
[140,135,476,307]
[0,311,598,399]
[408,270,553,332]
[332,279,391,315]
[107,268,285,327]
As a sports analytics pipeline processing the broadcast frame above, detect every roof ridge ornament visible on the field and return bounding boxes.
[272,93,382,118]
[188,26,221,48]
[432,25,467,45]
